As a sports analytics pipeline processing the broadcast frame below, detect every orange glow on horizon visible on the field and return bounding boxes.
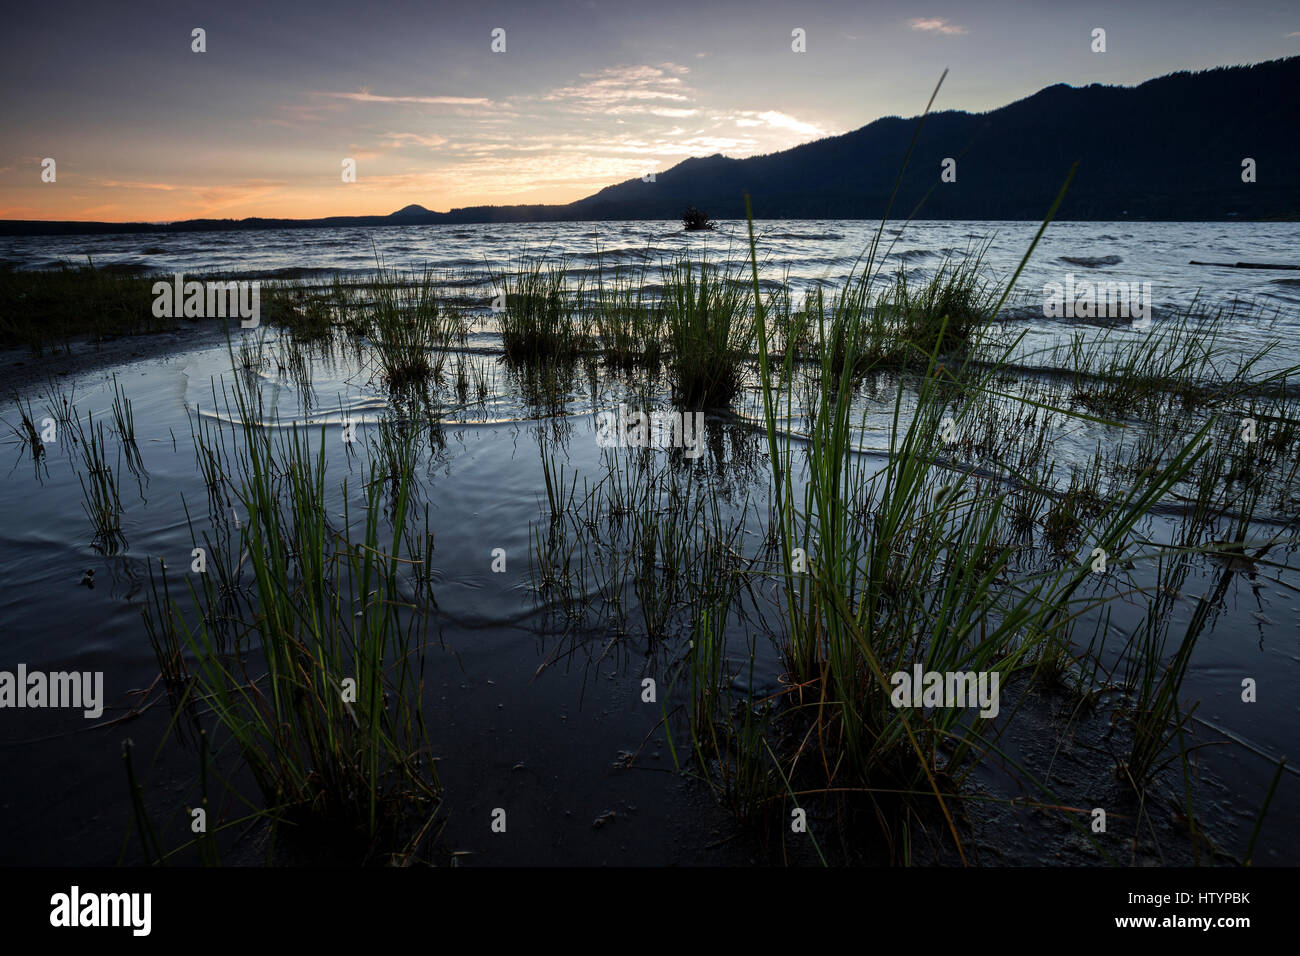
[0,181,600,223]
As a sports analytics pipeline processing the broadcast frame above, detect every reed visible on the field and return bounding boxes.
[662,254,753,407]
[722,157,1223,852]
[74,409,127,551]
[592,258,664,370]
[143,364,442,862]
[498,258,589,362]
[5,395,45,464]
[368,261,459,389]
[1118,554,1213,790]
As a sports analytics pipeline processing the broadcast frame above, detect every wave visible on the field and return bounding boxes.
[764,232,845,241]
[247,266,340,279]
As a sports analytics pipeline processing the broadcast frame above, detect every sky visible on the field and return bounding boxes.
[1,0,1296,222]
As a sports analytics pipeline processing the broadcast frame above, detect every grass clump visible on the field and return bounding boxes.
[498,259,588,362]
[75,410,127,553]
[593,260,664,370]
[663,254,753,407]
[368,262,460,390]
[692,168,1221,856]
[143,366,442,863]
[886,254,995,358]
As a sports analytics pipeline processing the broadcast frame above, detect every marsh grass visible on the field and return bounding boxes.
[5,395,45,464]
[0,260,174,353]
[885,252,997,359]
[74,409,127,552]
[514,195,1297,860]
[1117,554,1214,790]
[261,276,342,342]
[593,259,665,370]
[763,278,816,364]
[368,261,460,390]
[498,258,589,362]
[1050,303,1289,420]
[143,361,442,862]
[662,134,1252,853]
[663,255,753,407]
[107,373,146,482]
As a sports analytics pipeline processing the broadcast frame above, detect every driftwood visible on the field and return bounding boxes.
[1189,261,1300,270]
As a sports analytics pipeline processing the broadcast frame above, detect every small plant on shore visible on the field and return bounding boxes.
[0,260,174,353]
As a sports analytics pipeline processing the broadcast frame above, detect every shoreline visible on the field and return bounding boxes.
[0,320,241,395]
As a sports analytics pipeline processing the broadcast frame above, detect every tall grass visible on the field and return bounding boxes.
[1118,555,1212,790]
[144,365,441,861]
[886,252,996,358]
[1052,303,1289,418]
[5,395,45,464]
[662,255,753,407]
[75,410,126,552]
[593,259,664,370]
[498,258,588,362]
[718,159,1227,852]
[369,261,460,390]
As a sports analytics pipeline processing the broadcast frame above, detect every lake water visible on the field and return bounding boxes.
[4,217,1300,310]
[1,219,1297,866]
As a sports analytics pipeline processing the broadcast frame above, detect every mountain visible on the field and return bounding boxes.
[560,57,1299,222]
[3,57,1296,237]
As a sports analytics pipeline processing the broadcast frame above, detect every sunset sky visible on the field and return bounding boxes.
[2,0,1296,222]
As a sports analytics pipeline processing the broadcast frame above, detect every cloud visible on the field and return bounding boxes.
[731,110,832,137]
[319,90,496,107]
[602,105,700,117]
[908,18,967,35]
[381,132,449,149]
[93,180,184,191]
[543,64,693,109]
[191,183,282,213]
[258,99,348,129]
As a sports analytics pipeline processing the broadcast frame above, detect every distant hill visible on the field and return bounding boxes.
[388,204,433,219]
[4,57,1297,237]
